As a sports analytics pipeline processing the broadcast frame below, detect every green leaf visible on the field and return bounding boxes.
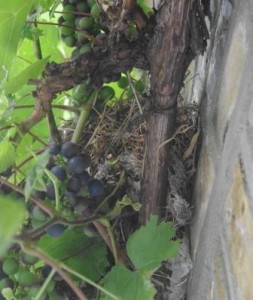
[39,229,109,281]
[0,0,36,86]
[100,265,156,300]
[0,94,10,117]
[126,215,180,273]
[5,57,49,94]
[0,138,16,173]
[0,195,27,255]
[24,150,49,200]
[40,0,56,11]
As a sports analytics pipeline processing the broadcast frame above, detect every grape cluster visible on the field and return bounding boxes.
[0,254,62,299]
[31,141,105,234]
[58,0,103,54]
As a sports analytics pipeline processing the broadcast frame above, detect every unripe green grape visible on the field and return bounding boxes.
[98,86,115,100]
[78,17,94,30]
[75,17,82,27]
[62,5,75,21]
[87,0,96,7]
[90,3,101,18]
[79,44,92,54]
[76,31,89,42]
[21,252,38,266]
[62,36,76,47]
[60,21,75,36]
[17,269,37,287]
[2,258,19,276]
[76,2,90,12]
[117,76,128,89]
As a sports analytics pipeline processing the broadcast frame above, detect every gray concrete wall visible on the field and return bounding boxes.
[187,1,253,299]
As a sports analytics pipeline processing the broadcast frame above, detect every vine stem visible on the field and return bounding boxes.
[94,171,125,214]
[34,269,55,300]
[71,91,98,144]
[14,104,80,114]
[126,71,143,115]
[20,242,88,300]
[62,264,119,300]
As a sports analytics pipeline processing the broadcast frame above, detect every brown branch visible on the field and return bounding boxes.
[13,23,151,144]
[139,0,207,224]
[47,109,62,143]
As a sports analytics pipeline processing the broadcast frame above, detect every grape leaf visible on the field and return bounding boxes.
[0,195,27,255]
[40,0,56,10]
[100,265,156,300]
[39,229,109,281]
[24,150,49,200]
[126,215,180,273]
[0,0,36,86]
[0,138,16,173]
[5,57,49,94]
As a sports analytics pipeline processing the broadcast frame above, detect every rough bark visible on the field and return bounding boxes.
[139,0,196,224]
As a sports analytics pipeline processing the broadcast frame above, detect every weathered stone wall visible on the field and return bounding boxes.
[187,1,253,299]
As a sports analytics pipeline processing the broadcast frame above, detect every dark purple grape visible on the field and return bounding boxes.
[79,171,90,185]
[67,155,90,174]
[0,184,12,194]
[50,165,67,181]
[67,176,81,193]
[40,265,51,278]
[60,142,80,159]
[21,252,38,266]
[48,143,61,155]
[41,265,62,282]
[0,166,12,177]
[46,157,55,170]
[34,190,46,200]
[46,183,55,199]
[46,224,65,237]
[88,179,104,197]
